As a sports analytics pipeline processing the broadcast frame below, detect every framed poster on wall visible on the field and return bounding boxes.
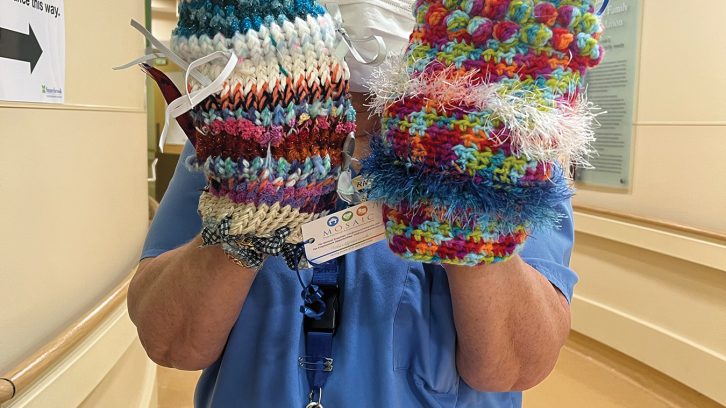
[576,0,642,189]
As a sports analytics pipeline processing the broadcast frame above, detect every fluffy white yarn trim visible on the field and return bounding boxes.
[367,56,603,169]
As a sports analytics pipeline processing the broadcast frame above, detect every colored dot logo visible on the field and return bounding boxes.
[356,205,368,216]
[342,211,354,222]
[327,216,339,227]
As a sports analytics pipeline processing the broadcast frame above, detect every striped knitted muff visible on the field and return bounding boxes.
[363,0,606,265]
[171,0,355,266]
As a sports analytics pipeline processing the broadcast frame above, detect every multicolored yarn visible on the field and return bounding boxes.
[363,0,605,265]
[186,154,339,212]
[175,0,327,37]
[170,0,354,265]
[384,201,529,265]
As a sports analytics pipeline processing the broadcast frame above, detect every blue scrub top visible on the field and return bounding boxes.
[142,142,579,408]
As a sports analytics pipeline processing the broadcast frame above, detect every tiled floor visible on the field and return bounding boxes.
[157,333,722,408]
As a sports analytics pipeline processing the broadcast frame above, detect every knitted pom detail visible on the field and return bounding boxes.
[534,2,558,26]
[557,5,582,29]
[407,0,605,73]
[484,0,511,20]
[467,16,495,42]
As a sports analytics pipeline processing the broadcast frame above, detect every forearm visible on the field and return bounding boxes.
[445,255,570,392]
[128,235,257,370]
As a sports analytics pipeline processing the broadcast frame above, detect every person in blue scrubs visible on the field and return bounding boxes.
[129,3,579,406]
[132,140,577,408]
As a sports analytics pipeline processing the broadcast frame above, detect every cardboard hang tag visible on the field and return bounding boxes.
[301,201,386,264]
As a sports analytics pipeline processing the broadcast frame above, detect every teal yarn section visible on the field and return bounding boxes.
[175,0,327,37]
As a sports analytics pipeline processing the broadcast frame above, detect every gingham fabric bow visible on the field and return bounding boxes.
[222,241,266,268]
[201,216,239,247]
[203,219,308,270]
[250,227,308,270]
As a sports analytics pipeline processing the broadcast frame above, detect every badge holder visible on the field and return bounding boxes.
[292,253,341,408]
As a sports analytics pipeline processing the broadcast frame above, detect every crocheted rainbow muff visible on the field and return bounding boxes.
[174,0,356,249]
[365,0,605,265]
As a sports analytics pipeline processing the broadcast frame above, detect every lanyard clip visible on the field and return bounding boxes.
[303,285,340,334]
[326,3,387,66]
[338,133,367,205]
[306,387,325,408]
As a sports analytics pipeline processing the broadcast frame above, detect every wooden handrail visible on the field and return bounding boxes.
[0,197,157,403]
[0,270,136,404]
[573,204,726,242]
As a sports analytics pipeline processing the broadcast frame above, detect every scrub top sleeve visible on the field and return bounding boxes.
[141,141,206,260]
[520,199,580,303]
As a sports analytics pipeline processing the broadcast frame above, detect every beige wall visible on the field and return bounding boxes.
[0,0,147,374]
[571,0,726,404]
[575,0,726,233]
[152,17,177,44]
[79,340,157,408]
[151,0,177,44]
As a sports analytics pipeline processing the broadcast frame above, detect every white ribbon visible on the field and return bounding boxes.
[112,52,167,71]
[326,4,388,66]
[160,50,238,152]
[114,19,238,152]
[114,20,213,86]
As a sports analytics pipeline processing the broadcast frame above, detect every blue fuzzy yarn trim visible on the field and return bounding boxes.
[361,138,572,232]
[175,0,326,37]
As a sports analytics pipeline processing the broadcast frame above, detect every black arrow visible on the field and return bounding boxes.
[0,24,43,73]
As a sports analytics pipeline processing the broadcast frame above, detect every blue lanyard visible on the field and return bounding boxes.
[597,0,610,16]
[295,258,342,408]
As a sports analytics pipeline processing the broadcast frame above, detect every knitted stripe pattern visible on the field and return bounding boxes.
[363,0,604,265]
[172,0,354,247]
[198,194,323,244]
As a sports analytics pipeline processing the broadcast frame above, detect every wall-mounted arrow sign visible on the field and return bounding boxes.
[0,0,65,104]
[0,24,43,73]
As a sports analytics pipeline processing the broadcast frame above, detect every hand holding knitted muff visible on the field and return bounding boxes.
[173,0,355,268]
[364,0,605,265]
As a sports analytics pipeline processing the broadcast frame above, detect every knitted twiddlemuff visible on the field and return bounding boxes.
[364,0,605,265]
[174,0,356,252]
